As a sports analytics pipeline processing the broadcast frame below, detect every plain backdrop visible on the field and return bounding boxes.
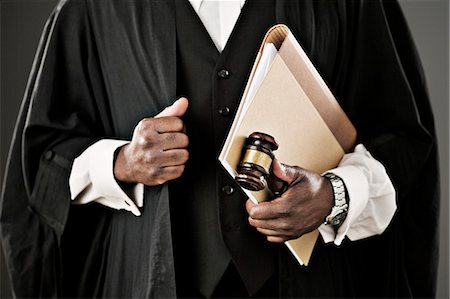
[0,1,448,298]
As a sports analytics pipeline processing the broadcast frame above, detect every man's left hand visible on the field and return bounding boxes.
[246,159,334,243]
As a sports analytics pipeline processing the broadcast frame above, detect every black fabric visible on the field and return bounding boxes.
[0,0,439,298]
[275,0,439,298]
[1,0,178,297]
[172,1,232,295]
[173,262,278,299]
[210,263,278,298]
[172,0,277,297]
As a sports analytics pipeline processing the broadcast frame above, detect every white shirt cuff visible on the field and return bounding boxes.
[318,144,397,245]
[69,139,144,216]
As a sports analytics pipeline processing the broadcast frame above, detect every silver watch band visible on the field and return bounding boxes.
[323,173,348,227]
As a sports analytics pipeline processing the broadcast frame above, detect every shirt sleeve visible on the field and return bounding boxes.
[318,144,397,245]
[69,139,144,216]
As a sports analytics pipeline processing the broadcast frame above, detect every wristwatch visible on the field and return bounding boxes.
[323,173,348,228]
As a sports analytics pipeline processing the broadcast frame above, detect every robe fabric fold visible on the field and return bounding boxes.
[1,0,438,297]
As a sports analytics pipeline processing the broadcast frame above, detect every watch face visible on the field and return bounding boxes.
[331,211,347,226]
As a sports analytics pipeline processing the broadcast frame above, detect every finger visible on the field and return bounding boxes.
[248,198,289,220]
[245,199,256,215]
[154,117,185,133]
[154,165,186,183]
[163,165,186,179]
[272,159,306,186]
[256,227,291,239]
[135,117,185,138]
[159,149,189,167]
[266,236,287,243]
[248,217,287,231]
[155,97,189,118]
[271,159,287,181]
[159,132,189,150]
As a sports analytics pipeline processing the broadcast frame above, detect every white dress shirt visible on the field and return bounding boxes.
[69,0,396,245]
[190,0,246,51]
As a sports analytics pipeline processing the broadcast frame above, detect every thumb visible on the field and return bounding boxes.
[271,158,304,186]
[155,97,189,118]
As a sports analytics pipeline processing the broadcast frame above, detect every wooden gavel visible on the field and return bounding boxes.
[235,132,287,196]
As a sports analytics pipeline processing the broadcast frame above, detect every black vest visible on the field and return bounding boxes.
[170,0,276,297]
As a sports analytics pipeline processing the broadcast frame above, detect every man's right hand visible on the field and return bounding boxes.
[114,97,189,186]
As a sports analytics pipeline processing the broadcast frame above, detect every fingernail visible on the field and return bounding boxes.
[176,96,187,103]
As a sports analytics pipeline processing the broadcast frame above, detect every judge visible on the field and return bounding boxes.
[0,0,439,298]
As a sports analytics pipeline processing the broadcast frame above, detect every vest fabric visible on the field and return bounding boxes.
[171,0,276,296]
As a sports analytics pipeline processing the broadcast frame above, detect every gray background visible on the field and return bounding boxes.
[0,0,448,298]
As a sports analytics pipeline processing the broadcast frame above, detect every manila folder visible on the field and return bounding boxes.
[220,53,345,266]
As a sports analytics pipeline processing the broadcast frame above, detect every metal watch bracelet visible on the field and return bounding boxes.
[323,173,348,228]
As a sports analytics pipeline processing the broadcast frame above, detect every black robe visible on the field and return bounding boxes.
[0,0,439,298]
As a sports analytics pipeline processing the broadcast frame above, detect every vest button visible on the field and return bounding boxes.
[221,185,235,195]
[217,69,230,79]
[44,150,54,161]
[218,106,230,116]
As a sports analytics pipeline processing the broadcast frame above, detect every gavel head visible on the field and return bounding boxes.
[235,132,278,191]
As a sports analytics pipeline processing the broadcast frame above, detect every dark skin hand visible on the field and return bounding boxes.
[114,97,190,186]
[246,159,334,243]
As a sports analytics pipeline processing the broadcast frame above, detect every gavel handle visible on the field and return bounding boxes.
[268,172,288,197]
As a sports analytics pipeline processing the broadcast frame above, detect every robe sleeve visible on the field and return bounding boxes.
[338,0,436,201]
[336,0,439,296]
[0,0,112,296]
[22,0,112,233]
